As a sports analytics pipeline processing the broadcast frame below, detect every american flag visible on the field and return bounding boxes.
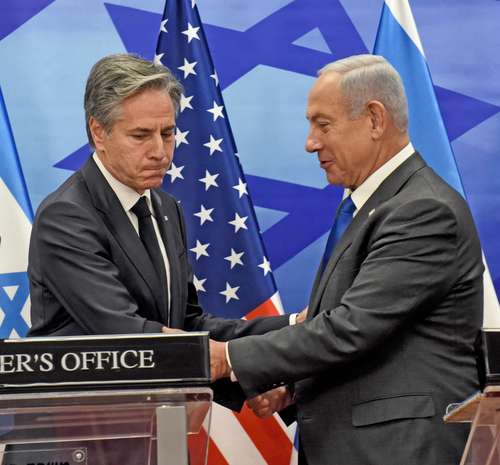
[156,1,296,464]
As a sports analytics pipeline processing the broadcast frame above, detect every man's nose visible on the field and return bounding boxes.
[150,134,167,159]
[305,133,321,153]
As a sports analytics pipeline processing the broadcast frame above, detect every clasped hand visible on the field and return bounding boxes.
[246,386,293,418]
[162,327,232,380]
[164,307,308,418]
[208,306,308,382]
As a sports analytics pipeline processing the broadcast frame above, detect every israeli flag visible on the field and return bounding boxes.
[0,86,33,338]
[374,0,500,326]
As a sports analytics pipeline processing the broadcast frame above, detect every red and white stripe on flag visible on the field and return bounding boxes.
[208,294,297,465]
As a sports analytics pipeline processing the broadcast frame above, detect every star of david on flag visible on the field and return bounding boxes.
[156,1,295,464]
[0,86,33,338]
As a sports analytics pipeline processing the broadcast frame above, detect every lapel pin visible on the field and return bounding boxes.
[164,215,169,221]
[368,209,375,216]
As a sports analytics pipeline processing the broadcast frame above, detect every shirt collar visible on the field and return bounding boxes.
[348,142,415,213]
[92,153,152,213]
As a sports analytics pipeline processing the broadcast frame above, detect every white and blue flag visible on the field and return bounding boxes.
[374,0,500,326]
[0,86,33,338]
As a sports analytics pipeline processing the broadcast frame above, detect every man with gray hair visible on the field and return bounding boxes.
[28,53,290,348]
[210,54,484,464]
[25,52,302,465]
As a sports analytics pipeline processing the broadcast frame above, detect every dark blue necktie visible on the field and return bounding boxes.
[321,196,356,272]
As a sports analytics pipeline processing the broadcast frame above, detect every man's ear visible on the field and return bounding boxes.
[366,100,386,140]
[88,117,107,151]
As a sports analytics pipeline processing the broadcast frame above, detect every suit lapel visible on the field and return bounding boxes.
[309,153,427,316]
[80,157,164,321]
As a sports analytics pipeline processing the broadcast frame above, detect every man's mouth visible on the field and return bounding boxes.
[144,166,167,173]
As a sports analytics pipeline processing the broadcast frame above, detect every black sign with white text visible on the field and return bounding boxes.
[0,333,210,392]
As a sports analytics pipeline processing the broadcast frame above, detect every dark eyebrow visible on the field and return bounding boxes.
[130,127,153,133]
[129,124,175,133]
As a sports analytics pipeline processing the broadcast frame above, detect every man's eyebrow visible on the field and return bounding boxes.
[129,125,175,133]
[305,114,320,121]
[307,113,332,122]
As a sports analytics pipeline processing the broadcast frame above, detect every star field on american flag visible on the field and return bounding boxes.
[157,0,281,319]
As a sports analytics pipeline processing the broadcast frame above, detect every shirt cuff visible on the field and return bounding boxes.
[289,313,298,325]
[225,342,238,382]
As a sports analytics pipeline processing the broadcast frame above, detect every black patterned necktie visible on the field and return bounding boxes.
[130,196,168,288]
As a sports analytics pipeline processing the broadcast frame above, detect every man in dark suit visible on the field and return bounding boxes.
[28,53,291,341]
[24,52,303,465]
[210,54,484,465]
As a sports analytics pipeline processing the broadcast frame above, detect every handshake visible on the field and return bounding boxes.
[208,337,294,418]
[162,307,307,418]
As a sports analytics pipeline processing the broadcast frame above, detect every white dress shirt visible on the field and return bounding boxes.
[93,153,171,307]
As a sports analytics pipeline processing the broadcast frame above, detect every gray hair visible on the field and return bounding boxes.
[84,53,183,147]
[319,54,408,132]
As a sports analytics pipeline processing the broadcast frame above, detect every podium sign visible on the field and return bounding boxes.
[0,333,210,392]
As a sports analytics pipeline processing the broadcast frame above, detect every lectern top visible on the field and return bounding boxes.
[0,333,210,393]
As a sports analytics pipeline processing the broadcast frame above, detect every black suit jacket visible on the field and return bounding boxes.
[228,153,484,465]
[28,157,288,339]
[21,159,291,463]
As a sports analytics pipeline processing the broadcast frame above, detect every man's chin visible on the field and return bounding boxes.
[138,178,165,192]
[325,172,342,186]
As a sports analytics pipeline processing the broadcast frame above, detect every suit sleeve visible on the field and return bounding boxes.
[228,198,460,398]
[30,200,163,334]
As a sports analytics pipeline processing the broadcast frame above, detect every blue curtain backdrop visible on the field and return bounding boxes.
[1,0,499,327]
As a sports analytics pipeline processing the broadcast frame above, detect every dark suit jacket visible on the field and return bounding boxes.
[28,157,288,340]
[25,156,290,465]
[229,153,484,465]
